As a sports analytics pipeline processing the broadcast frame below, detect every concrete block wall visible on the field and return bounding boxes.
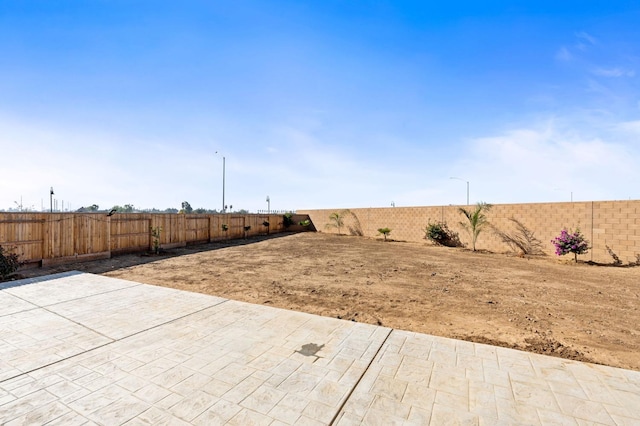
[299,200,640,264]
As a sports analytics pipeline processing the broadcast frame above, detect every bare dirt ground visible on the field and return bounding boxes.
[18,232,640,371]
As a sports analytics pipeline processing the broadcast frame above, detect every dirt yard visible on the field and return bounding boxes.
[18,232,640,371]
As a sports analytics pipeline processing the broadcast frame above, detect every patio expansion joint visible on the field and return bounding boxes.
[0,298,230,385]
[328,326,393,426]
[6,280,143,310]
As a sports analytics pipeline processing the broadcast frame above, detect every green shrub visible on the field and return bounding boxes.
[283,213,294,228]
[0,245,20,279]
[150,226,162,254]
[377,227,392,241]
[424,221,461,247]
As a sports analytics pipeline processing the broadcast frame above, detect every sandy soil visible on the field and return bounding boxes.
[18,232,640,371]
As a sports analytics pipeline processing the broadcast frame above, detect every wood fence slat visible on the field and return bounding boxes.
[0,212,300,266]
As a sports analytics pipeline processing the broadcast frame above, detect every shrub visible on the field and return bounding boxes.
[605,245,622,266]
[377,227,392,241]
[551,228,589,262]
[150,226,162,254]
[424,221,461,247]
[0,245,21,279]
[299,219,311,227]
[283,213,294,228]
[494,217,543,255]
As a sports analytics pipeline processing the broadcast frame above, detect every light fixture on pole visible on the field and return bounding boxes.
[266,196,270,214]
[449,177,469,205]
[215,152,226,212]
[50,187,54,213]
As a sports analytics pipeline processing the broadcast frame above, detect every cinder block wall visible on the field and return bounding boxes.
[299,200,640,263]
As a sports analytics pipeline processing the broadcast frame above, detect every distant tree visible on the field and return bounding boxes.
[193,207,219,214]
[164,208,179,214]
[76,204,99,212]
[458,202,493,251]
[111,204,136,213]
[181,201,193,214]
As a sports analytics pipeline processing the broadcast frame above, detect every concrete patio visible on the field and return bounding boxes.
[1,272,639,425]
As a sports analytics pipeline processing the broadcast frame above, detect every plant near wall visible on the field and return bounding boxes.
[221,223,229,239]
[604,245,622,266]
[346,210,364,236]
[325,210,350,235]
[458,202,493,251]
[299,219,311,227]
[0,245,21,279]
[377,227,392,241]
[262,221,270,235]
[243,225,251,238]
[283,213,294,228]
[424,220,461,247]
[149,226,162,254]
[551,228,589,263]
[493,217,543,255]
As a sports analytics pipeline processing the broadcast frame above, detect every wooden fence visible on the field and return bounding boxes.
[0,212,309,267]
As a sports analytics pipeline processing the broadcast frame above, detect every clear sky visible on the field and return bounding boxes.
[2,1,639,212]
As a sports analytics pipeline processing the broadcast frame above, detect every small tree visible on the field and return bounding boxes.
[377,227,392,241]
[149,226,162,254]
[458,202,493,251]
[551,228,589,263]
[325,210,350,235]
[0,245,21,279]
[181,201,193,214]
[283,213,294,228]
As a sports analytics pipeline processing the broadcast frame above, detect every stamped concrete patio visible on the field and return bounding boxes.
[0,272,638,425]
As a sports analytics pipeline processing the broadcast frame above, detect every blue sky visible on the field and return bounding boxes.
[1,1,640,212]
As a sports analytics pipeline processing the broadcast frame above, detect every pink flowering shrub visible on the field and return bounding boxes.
[551,228,589,262]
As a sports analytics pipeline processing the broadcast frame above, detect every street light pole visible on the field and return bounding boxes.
[222,156,226,213]
[450,177,469,205]
[50,187,54,213]
[266,196,270,214]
